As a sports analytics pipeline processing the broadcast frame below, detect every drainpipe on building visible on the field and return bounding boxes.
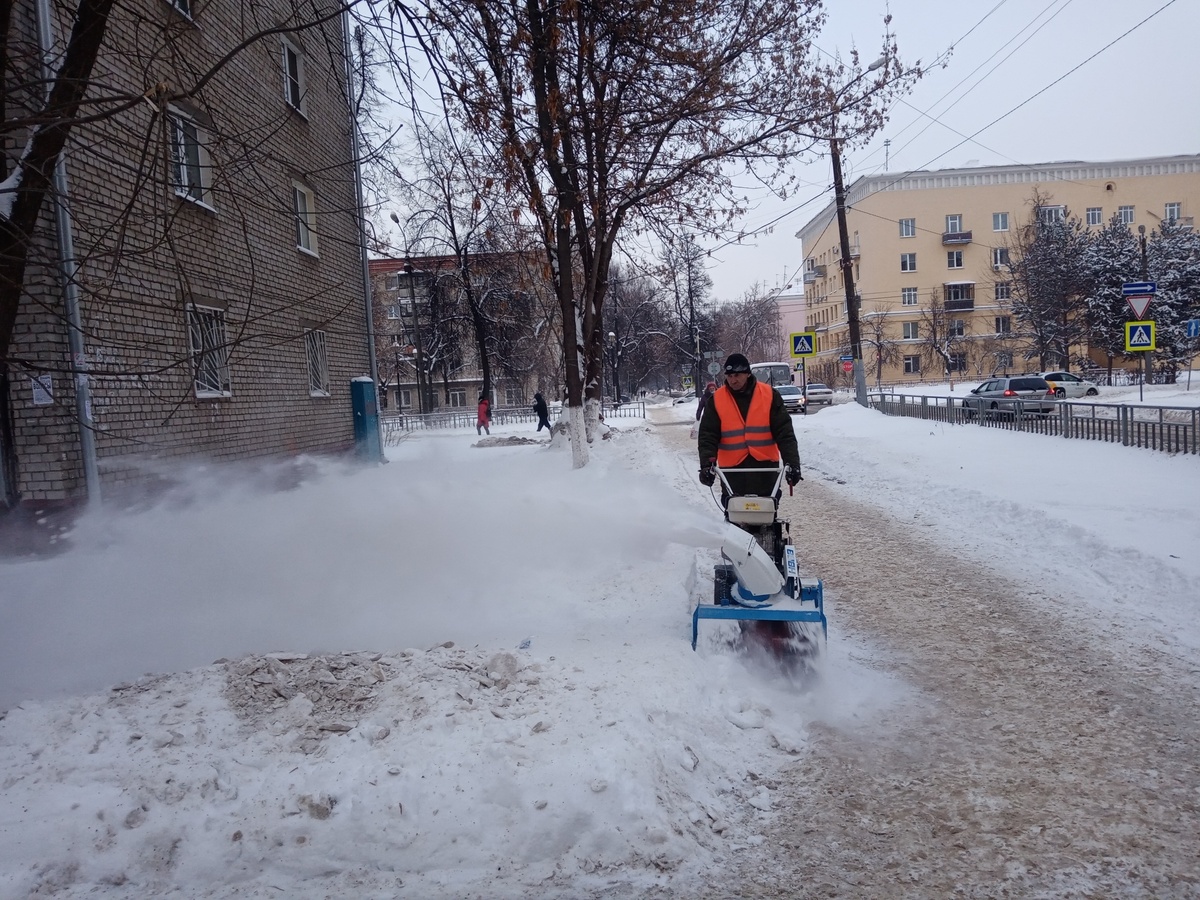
[36,0,101,506]
[342,10,384,458]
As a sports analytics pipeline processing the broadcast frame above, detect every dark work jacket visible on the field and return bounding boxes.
[533,394,549,418]
[697,375,800,471]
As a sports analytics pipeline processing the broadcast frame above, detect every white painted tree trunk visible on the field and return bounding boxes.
[567,405,589,469]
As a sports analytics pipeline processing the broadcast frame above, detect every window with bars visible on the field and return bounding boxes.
[282,39,307,114]
[187,305,231,397]
[304,328,329,396]
[294,183,318,255]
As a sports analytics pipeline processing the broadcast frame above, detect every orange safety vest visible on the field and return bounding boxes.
[713,382,780,467]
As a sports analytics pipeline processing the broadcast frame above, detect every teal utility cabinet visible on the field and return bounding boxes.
[351,377,382,462]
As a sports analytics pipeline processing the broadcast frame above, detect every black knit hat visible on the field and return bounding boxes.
[723,353,751,373]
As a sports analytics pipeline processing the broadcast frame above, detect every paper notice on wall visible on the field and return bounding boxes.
[30,374,53,406]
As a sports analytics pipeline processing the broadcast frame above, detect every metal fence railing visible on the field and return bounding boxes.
[868,393,1200,456]
[380,402,647,445]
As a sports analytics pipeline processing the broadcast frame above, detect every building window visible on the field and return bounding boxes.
[164,0,191,17]
[902,321,919,340]
[945,214,963,233]
[899,218,916,238]
[992,212,1008,232]
[386,304,401,319]
[448,389,466,408]
[282,39,307,114]
[947,250,963,269]
[996,352,1013,368]
[187,304,231,397]
[992,247,1009,269]
[901,287,918,306]
[901,252,917,272]
[904,355,921,374]
[294,183,318,256]
[385,274,400,290]
[1119,205,1135,225]
[168,110,210,205]
[1038,205,1065,225]
[304,328,329,396]
[995,282,1012,301]
[1165,202,1181,222]
[945,283,974,311]
[1086,207,1102,226]
[948,319,965,338]
[505,388,522,406]
[948,353,967,372]
[995,316,1011,334]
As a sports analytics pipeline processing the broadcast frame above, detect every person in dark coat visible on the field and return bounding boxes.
[695,381,716,421]
[533,392,553,434]
[697,353,801,502]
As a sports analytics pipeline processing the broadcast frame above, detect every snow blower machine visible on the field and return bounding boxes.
[692,463,827,677]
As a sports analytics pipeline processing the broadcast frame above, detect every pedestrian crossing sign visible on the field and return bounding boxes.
[790,331,817,358]
[1125,320,1156,352]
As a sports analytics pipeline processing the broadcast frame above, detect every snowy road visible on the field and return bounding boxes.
[654,410,1200,898]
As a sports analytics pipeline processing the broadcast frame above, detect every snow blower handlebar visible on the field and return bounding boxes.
[714,462,789,497]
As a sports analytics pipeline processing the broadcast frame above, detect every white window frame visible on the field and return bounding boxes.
[1086,207,1102,226]
[385,274,400,290]
[945,214,963,233]
[899,218,916,238]
[163,0,192,18]
[505,388,522,406]
[293,182,318,256]
[900,252,917,272]
[168,108,212,208]
[448,389,467,408]
[1038,205,1065,225]
[948,353,967,372]
[996,351,1014,368]
[992,212,1008,232]
[304,328,330,397]
[187,304,232,398]
[386,304,401,319]
[901,287,918,306]
[948,319,966,338]
[992,247,1009,269]
[903,355,921,374]
[902,321,919,340]
[995,316,1011,334]
[995,282,1012,301]
[282,38,307,115]
[1119,205,1135,225]
[946,250,963,269]
[1165,202,1181,222]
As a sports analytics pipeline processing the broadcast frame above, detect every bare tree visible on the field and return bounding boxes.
[380,0,913,466]
[918,289,969,389]
[861,306,902,387]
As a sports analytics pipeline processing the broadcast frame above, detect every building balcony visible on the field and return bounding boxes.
[942,230,973,245]
[802,265,827,284]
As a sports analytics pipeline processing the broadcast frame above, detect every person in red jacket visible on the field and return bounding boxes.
[697,353,801,500]
[476,394,491,436]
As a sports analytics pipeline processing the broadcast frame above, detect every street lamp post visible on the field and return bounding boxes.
[1138,225,1150,402]
[608,330,621,404]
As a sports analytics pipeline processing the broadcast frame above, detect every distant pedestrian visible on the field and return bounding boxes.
[696,381,716,421]
[533,392,553,434]
[477,394,491,436]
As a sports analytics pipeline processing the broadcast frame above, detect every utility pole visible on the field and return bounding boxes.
[830,137,869,407]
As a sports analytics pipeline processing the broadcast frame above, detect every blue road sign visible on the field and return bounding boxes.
[1188,319,1200,339]
[1123,281,1157,295]
[839,354,853,362]
[790,332,816,357]
[1126,320,1156,352]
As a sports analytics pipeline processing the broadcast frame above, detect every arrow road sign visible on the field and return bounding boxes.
[1126,294,1153,318]
[1123,281,1157,295]
[1125,320,1156,352]
[1187,319,1200,339]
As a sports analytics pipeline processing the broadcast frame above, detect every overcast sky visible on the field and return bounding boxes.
[704,0,1200,302]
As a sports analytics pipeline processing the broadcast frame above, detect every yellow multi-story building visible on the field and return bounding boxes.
[795,154,1200,386]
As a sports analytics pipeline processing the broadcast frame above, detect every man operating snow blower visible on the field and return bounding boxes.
[694,353,818,673]
[697,353,802,497]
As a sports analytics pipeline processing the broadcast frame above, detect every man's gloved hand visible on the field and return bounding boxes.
[785,465,802,486]
[699,463,716,487]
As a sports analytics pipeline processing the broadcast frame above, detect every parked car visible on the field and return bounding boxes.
[961,376,1055,417]
[803,383,834,406]
[1039,371,1099,398]
[776,384,806,414]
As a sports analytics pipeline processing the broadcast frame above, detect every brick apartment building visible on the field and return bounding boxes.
[2,0,373,506]
[795,154,1200,385]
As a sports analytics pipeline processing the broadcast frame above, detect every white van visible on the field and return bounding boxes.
[749,362,794,387]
